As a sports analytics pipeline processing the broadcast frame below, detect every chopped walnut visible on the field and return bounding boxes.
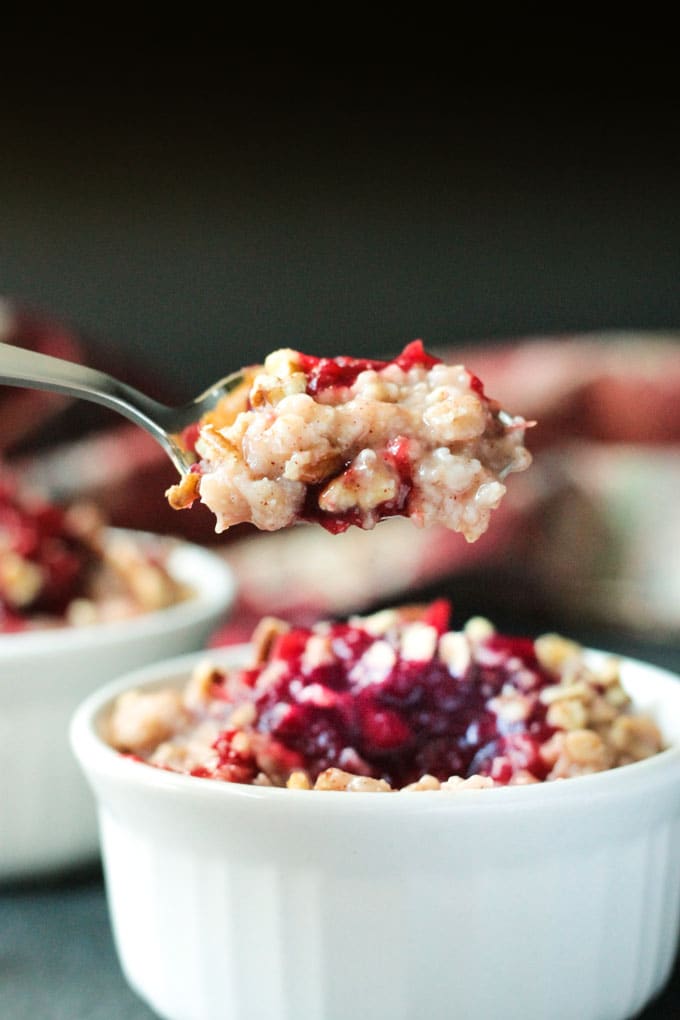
[547,729,613,779]
[286,771,312,790]
[490,691,535,724]
[441,775,497,791]
[400,622,438,662]
[166,471,200,510]
[313,768,356,791]
[0,552,44,608]
[401,774,442,792]
[313,768,392,792]
[438,631,472,675]
[534,633,583,672]
[108,689,190,754]
[463,616,495,644]
[318,450,401,517]
[608,716,664,761]
[183,659,222,710]
[250,616,291,665]
[546,697,588,731]
[345,775,393,793]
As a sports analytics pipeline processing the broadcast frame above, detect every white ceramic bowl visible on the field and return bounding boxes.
[0,532,236,881]
[71,644,680,1020]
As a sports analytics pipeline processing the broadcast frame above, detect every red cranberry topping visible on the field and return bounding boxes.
[392,339,441,373]
[298,353,388,395]
[212,730,261,785]
[467,370,486,398]
[420,598,451,635]
[212,602,558,788]
[181,422,201,453]
[297,339,442,396]
[0,478,93,626]
[0,605,28,633]
[384,435,412,480]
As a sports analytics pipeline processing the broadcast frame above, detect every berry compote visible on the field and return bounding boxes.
[207,601,558,788]
[0,476,93,631]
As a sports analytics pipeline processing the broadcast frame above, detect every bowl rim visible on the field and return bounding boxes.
[0,529,236,660]
[70,642,680,813]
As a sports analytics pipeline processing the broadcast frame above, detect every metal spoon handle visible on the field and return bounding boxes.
[0,342,187,471]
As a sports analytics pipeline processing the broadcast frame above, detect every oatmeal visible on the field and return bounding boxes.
[107,601,664,790]
[166,340,532,538]
[0,471,191,633]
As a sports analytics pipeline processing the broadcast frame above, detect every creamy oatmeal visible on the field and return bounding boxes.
[107,601,664,791]
[167,341,532,538]
[0,471,192,633]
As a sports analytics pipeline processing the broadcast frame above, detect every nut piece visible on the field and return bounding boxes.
[0,552,44,607]
[534,633,582,672]
[441,775,496,791]
[438,631,471,675]
[400,622,438,662]
[490,692,534,724]
[353,607,400,637]
[318,450,401,515]
[65,598,99,627]
[400,774,441,792]
[547,728,613,779]
[228,702,257,729]
[286,771,312,790]
[183,659,222,710]
[250,359,307,407]
[345,775,393,793]
[313,767,391,792]
[546,698,588,731]
[464,616,495,644]
[313,767,353,791]
[166,471,200,511]
[107,689,190,754]
[608,716,663,761]
[564,729,611,767]
[250,616,291,665]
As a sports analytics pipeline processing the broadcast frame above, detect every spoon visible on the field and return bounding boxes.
[0,342,244,475]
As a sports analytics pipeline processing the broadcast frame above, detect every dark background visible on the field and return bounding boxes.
[2,45,680,394]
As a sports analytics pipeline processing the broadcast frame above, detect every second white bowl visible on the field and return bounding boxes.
[0,533,236,881]
[71,644,680,1020]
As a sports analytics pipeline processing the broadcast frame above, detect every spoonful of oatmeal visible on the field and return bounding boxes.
[0,339,532,538]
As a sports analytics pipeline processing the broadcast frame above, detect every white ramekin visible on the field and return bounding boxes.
[71,644,680,1020]
[0,532,236,881]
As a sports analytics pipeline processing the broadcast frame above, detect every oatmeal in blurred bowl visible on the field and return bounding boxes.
[0,471,237,880]
[0,470,192,633]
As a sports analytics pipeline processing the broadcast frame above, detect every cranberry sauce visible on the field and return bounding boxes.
[213,602,557,787]
[299,434,416,534]
[0,478,92,626]
[298,340,441,397]
[180,422,202,454]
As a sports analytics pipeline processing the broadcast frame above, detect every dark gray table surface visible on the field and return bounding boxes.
[2,865,155,1019]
